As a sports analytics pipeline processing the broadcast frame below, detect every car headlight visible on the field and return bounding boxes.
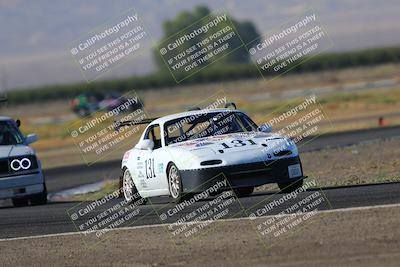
[9,156,38,172]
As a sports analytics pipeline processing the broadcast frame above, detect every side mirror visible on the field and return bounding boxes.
[16,119,21,128]
[24,134,38,145]
[135,139,154,151]
[258,123,272,133]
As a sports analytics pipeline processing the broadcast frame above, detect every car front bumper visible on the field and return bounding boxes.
[0,171,45,200]
[180,156,304,193]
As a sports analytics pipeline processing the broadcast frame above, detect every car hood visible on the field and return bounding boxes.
[168,132,289,154]
[0,145,33,159]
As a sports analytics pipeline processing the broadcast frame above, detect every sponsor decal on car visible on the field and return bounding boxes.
[195,141,214,147]
[158,163,164,173]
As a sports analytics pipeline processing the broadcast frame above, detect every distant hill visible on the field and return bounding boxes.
[0,0,399,89]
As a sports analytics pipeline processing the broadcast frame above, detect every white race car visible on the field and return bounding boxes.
[119,105,305,203]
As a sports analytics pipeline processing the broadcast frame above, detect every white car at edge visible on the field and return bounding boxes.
[0,117,47,207]
[120,106,305,203]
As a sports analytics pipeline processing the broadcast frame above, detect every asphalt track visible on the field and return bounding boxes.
[0,125,399,239]
[0,183,400,239]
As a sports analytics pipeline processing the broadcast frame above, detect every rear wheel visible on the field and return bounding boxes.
[233,187,254,197]
[167,163,183,203]
[12,198,28,207]
[278,179,304,193]
[122,169,146,205]
[30,184,48,205]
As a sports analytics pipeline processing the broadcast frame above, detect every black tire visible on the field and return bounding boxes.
[167,163,183,203]
[233,187,254,197]
[12,198,28,207]
[122,168,147,206]
[278,179,304,193]
[118,175,124,198]
[30,185,48,206]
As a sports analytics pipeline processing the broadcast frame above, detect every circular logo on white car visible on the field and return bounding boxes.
[10,158,31,171]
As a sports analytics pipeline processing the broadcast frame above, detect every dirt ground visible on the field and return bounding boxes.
[257,137,400,193]
[302,137,400,186]
[1,205,400,267]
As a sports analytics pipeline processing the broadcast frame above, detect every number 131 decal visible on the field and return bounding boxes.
[221,139,256,149]
[145,158,156,179]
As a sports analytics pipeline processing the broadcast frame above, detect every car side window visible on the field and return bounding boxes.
[144,124,162,149]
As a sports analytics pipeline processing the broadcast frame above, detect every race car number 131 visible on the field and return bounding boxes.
[145,158,156,179]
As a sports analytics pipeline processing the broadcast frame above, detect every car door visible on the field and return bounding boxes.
[137,124,167,194]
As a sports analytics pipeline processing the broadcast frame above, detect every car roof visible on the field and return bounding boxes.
[151,108,242,126]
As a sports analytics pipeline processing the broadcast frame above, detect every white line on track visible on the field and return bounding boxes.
[1,202,400,242]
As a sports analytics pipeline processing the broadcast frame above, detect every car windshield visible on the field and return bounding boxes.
[164,111,258,145]
[0,121,24,145]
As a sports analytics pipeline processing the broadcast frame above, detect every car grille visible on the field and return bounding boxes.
[228,157,301,180]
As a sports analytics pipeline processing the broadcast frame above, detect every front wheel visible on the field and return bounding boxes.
[167,163,183,203]
[122,169,146,205]
[30,184,48,205]
[278,179,304,193]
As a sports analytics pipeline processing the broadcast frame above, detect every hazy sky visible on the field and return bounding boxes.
[0,0,399,90]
